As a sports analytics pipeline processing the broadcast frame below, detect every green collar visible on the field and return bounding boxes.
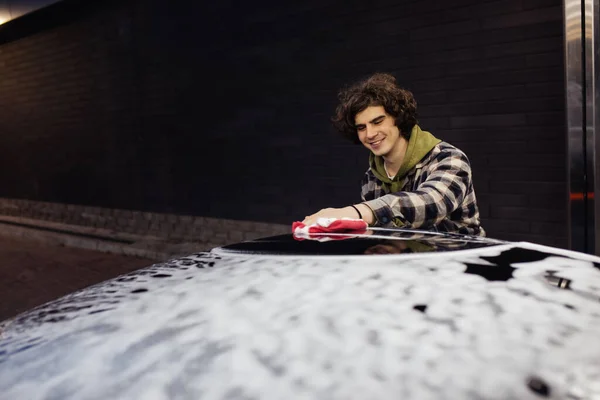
[369,125,441,194]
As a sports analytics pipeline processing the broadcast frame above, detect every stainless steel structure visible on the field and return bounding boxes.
[0,0,57,26]
[596,0,600,256]
[565,0,599,255]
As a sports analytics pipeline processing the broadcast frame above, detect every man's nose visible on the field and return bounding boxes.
[366,125,377,137]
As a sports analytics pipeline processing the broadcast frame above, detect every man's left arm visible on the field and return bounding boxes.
[362,150,472,229]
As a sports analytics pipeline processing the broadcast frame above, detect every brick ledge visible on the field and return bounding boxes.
[0,215,288,261]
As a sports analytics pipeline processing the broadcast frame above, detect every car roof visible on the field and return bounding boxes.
[1,239,600,399]
[215,228,506,256]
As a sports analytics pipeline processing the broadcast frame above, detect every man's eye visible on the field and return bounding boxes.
[374,119,383,125]
[357,126,365,131]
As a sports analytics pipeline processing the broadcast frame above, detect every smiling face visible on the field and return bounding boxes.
[355,105,406,159]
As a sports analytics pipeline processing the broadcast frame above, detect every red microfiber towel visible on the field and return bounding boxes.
[292,218,368,241]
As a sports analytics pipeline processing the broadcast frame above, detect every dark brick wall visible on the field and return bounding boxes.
[0,0,567,247]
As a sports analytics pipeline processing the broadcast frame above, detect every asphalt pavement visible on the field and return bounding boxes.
[0,235,154,321]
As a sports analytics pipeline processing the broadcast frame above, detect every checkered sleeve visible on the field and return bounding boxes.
[363,147,473,229]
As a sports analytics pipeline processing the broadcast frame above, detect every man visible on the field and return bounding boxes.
[302,73,485,236]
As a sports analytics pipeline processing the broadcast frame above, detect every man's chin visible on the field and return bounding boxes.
[371,148,388,157]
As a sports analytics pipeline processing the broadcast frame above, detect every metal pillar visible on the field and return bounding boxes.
[565,0,598,255]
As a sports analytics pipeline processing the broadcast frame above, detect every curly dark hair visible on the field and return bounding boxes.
[331,73,418,144]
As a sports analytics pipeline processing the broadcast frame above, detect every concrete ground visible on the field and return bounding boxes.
[0,235,154,321]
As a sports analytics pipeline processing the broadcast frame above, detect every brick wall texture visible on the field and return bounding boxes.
[0,0,567,248]
[0,197,290,250]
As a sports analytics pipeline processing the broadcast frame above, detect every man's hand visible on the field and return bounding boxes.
[302,204,374,226]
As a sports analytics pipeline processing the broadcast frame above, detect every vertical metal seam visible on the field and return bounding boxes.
[581,0,589,252]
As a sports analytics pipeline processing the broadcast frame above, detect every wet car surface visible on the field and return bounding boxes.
[1,229,599,399]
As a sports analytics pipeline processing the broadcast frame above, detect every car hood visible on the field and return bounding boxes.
[1,238,600,399]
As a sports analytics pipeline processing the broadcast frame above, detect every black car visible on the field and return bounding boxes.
[1,228,599,400]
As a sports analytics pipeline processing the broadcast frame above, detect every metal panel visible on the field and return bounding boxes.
[583,0,596,254]
[565,0,598,255]
[565,0,588,253]
[595,0,600,255]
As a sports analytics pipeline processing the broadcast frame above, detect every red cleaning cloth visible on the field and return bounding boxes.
[292,218,368,236]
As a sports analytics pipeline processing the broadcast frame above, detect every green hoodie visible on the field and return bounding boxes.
[369,125,441,194]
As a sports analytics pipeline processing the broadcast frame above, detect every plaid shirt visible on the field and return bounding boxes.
[361,142,485,236]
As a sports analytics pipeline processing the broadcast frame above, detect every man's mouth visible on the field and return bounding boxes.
[370,139,383,147]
